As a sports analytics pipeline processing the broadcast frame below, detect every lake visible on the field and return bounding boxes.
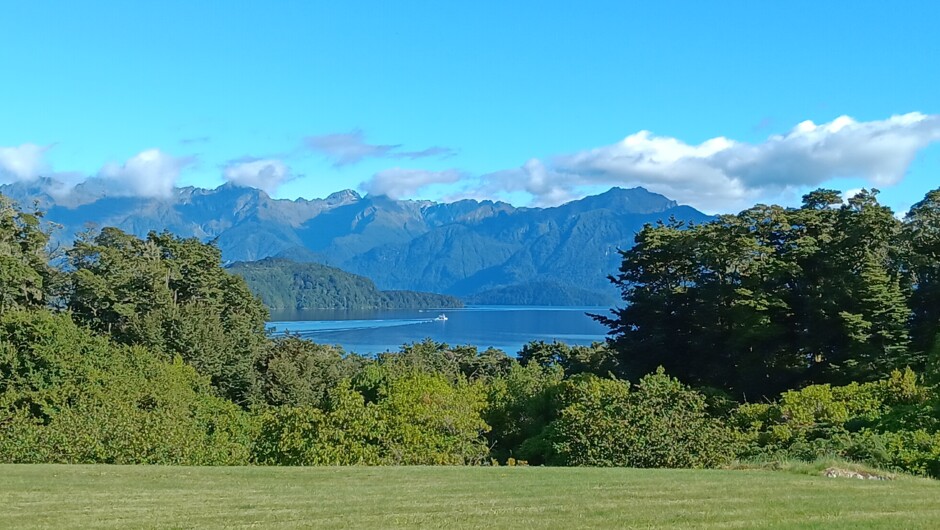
[268,305,611,355]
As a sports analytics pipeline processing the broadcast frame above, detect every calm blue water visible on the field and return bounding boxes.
[268,305,611,355]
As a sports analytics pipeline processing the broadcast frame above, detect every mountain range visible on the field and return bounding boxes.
[1,179,712,305]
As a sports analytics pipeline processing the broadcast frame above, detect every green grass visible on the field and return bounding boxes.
[727,457,903,478]
[2,465,940,529]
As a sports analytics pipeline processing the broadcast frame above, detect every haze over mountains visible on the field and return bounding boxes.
[1,179,711,305]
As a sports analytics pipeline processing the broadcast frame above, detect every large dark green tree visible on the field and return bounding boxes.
[518,340,619,376]
[66,228,269,404]
[904,189,940,379]
[598,189,914,398]
[828,190,911,381]
[255,336,361,408]
[0,195,55,312]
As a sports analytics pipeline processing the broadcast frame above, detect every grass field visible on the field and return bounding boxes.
[3,464,940,529]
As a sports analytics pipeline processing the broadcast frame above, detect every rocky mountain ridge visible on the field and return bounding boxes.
[1,181,712,304]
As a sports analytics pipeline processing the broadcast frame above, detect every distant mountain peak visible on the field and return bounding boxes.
[216,181,270,196]
[601,186,673,201]
[326,189,361,203]
[565,186,678,214]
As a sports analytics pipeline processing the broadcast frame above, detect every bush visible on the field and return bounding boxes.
[0,310,253,465]
[255,336,361,408]
[379,372,491,465]
[251,381,383,465]
[518,340,619,376]
[252,370,491,466]
[485,362,564,464]
[542,368,738,468]
[734,368,940,477]
[375,339,514,383]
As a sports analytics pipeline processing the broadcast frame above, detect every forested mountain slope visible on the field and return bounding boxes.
[228,258,463,310]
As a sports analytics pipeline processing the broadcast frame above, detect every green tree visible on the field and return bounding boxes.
[518,340,618,376]
[373,339,513,383]
[543,369,737,468]
[255,335,361,408]
[827,190,911,382]
[0,195,54,312]
[251,381,384,466]
[0,310,252,465]
[904,188,940,377]
[484,361,564,464]
[378,371,490,465]
[66,228,269,404]
[599,189,912,398]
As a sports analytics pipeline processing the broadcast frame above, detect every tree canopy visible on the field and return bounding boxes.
[598,188,939,399]
[66,228,269,404]
[0,196,55,312]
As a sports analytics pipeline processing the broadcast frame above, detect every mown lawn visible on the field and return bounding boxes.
[2,465,939,529]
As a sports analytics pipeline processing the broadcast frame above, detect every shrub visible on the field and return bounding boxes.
[0,310,253,465]
[377,339,514,383]
[484,362,564,464]
[252,371,491,466]
[734,368,940,477]
[378,372,491,465]
[251,381,383,465]
[255,336,361,408]
[543,368,738,468]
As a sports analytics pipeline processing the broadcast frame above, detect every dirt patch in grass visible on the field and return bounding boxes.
[823,467,893,480]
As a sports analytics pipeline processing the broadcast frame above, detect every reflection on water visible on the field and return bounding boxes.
[268,305,610,355]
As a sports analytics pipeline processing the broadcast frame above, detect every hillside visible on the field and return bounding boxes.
[1,181,712,304]
[227,258,462,310]
[463,280,615,306]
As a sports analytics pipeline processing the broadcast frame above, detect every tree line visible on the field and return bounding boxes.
[228,258,463,311]
[598,188,940,399]
[1,190,939,476]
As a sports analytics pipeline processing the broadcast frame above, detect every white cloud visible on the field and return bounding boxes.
[713,113,940,188]
[360,168,462,199]
[843,188,864,201]
[0,144,50,183]
[479,159,579,206]
[481,113,940,212]
[222,158,292,193]
[306,130,395,166]
[98,149,192,198]
[305,129,456,167]
[42,172,86,199]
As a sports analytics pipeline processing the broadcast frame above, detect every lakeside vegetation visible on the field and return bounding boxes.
[5,465,940,529]
[462,279,616,306]
[228,257,463,310]
[1,188,940,480]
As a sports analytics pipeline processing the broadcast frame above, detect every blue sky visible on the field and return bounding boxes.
[1,1,938,213]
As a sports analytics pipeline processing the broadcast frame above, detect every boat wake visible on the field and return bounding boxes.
[268,317,433,336]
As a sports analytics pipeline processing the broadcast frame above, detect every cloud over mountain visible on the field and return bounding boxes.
[480,113,940,212]
[360,168,462,199]
[222,158,292,193]
[0,144,50,183]
[98,149,194,198]
[5,113,938,212]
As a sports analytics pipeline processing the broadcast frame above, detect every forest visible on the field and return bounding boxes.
[1,188,939,477]
[227,258,463,310]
